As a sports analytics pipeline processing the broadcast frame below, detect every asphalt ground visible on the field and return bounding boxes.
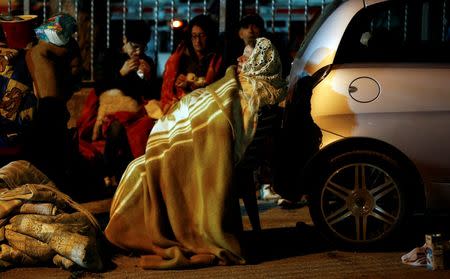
[2,90,449,278]
[2,199,450,279]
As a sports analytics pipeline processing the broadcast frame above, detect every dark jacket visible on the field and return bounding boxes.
[95,50,157,102]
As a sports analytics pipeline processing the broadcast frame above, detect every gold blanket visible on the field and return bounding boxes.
[105,67,254,269]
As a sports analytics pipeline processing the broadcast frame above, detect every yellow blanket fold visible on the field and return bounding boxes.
[106,66,248,269]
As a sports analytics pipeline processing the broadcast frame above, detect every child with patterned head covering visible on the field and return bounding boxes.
[234,37,287,161]
[105,38,287,270]
[27,13,80,100]
[34,13,77,47]
[23,13,81,192]
[239,37,287,111]
[238,38,288,203]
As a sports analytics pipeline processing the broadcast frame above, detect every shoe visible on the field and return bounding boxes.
[277,198,309,209]
[110,176,118,187]
[104,176,118,188]
[299,194,310,206]
[277,198,292,207]
[104,176,112,187]
[259,184,281,201]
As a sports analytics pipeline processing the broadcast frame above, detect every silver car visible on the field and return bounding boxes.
[287,0,450,249]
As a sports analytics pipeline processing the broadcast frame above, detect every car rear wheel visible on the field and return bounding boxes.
[309,150,411,250]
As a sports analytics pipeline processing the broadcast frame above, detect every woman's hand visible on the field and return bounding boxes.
[190,77,206,90]
[175,74,187,88]
[138,59,151,80]
[120,58,140,76]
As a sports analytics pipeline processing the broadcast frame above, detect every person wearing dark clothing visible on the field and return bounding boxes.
[24,14,81,192]
[77,20,157,188]
[95,29,157,102]
[222,14,264,70]
[224,13,291,78]
[227,14,288,202]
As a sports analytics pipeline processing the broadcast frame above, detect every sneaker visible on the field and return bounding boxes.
[300,194,310,205]
[104,176,118,188]
[259,184,281,201]
[277,198,292,207]
[277,197,309,209]
[104,176,112,187]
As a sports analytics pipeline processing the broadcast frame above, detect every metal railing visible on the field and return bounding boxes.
[2,0,330,81]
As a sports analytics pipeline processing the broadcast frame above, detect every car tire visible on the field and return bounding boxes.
[309,149,412,250]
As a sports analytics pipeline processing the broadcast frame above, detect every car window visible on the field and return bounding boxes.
[295,0,345,61]
[335,0,450,63]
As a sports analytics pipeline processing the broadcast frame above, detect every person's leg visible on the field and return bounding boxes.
[26,97,69,188]
[103,119,133,186]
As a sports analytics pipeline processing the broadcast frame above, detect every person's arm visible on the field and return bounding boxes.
[139,55,158,101]
[205,53,223,85]
[160,45,185,111]
[119,58,140,77]
[26,40,68,99]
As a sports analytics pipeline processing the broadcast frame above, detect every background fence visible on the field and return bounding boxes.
[1,0,332,81]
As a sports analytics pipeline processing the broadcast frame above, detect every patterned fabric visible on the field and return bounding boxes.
[105,37,287,270]
[0,160,103,271]
[160,43,223,112]
[240,37,288,115]
[105,67,245,269]
[34,14,77,47]
[0,160,55,190]
[0,47,35,147]
[235,37,287,159]
[77,89,154,160]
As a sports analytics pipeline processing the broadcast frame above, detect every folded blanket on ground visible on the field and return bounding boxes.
[0,160,104,271]
[0,160,55,190]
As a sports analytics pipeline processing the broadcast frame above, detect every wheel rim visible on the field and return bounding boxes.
[320,163,401,243]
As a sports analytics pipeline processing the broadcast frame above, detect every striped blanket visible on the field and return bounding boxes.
[105,66,263,269]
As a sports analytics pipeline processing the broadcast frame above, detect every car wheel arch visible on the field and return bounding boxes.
[302,136,425,211]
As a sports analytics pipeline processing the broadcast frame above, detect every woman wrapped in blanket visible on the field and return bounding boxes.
[159,14,223,115]
[105,37,287,269]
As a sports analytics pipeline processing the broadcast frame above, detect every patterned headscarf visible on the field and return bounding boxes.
[241,37,287,109]
[34,13,77,46]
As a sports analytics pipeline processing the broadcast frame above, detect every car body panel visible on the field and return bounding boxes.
[289,0,450,210]
[289,0,366,93]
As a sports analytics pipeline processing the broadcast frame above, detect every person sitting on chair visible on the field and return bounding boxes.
[105,37,287,269]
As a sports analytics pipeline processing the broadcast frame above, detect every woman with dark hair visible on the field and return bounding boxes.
[77,20,157,188]
[159,14,223,114]
[105,37,287,269]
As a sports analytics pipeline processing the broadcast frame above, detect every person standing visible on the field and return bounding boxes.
[226,13,291,78]
[25,13,81,192]
[222,13,265,70]
[234,14,285,202]
[239,13,265,48]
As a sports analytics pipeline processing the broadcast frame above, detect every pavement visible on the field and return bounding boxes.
[2,91,449,278]
[2,199,450,279]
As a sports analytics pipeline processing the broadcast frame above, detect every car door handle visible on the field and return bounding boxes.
[349,86,358,93]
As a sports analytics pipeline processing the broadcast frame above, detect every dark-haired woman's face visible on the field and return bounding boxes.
[191,25,207,54]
